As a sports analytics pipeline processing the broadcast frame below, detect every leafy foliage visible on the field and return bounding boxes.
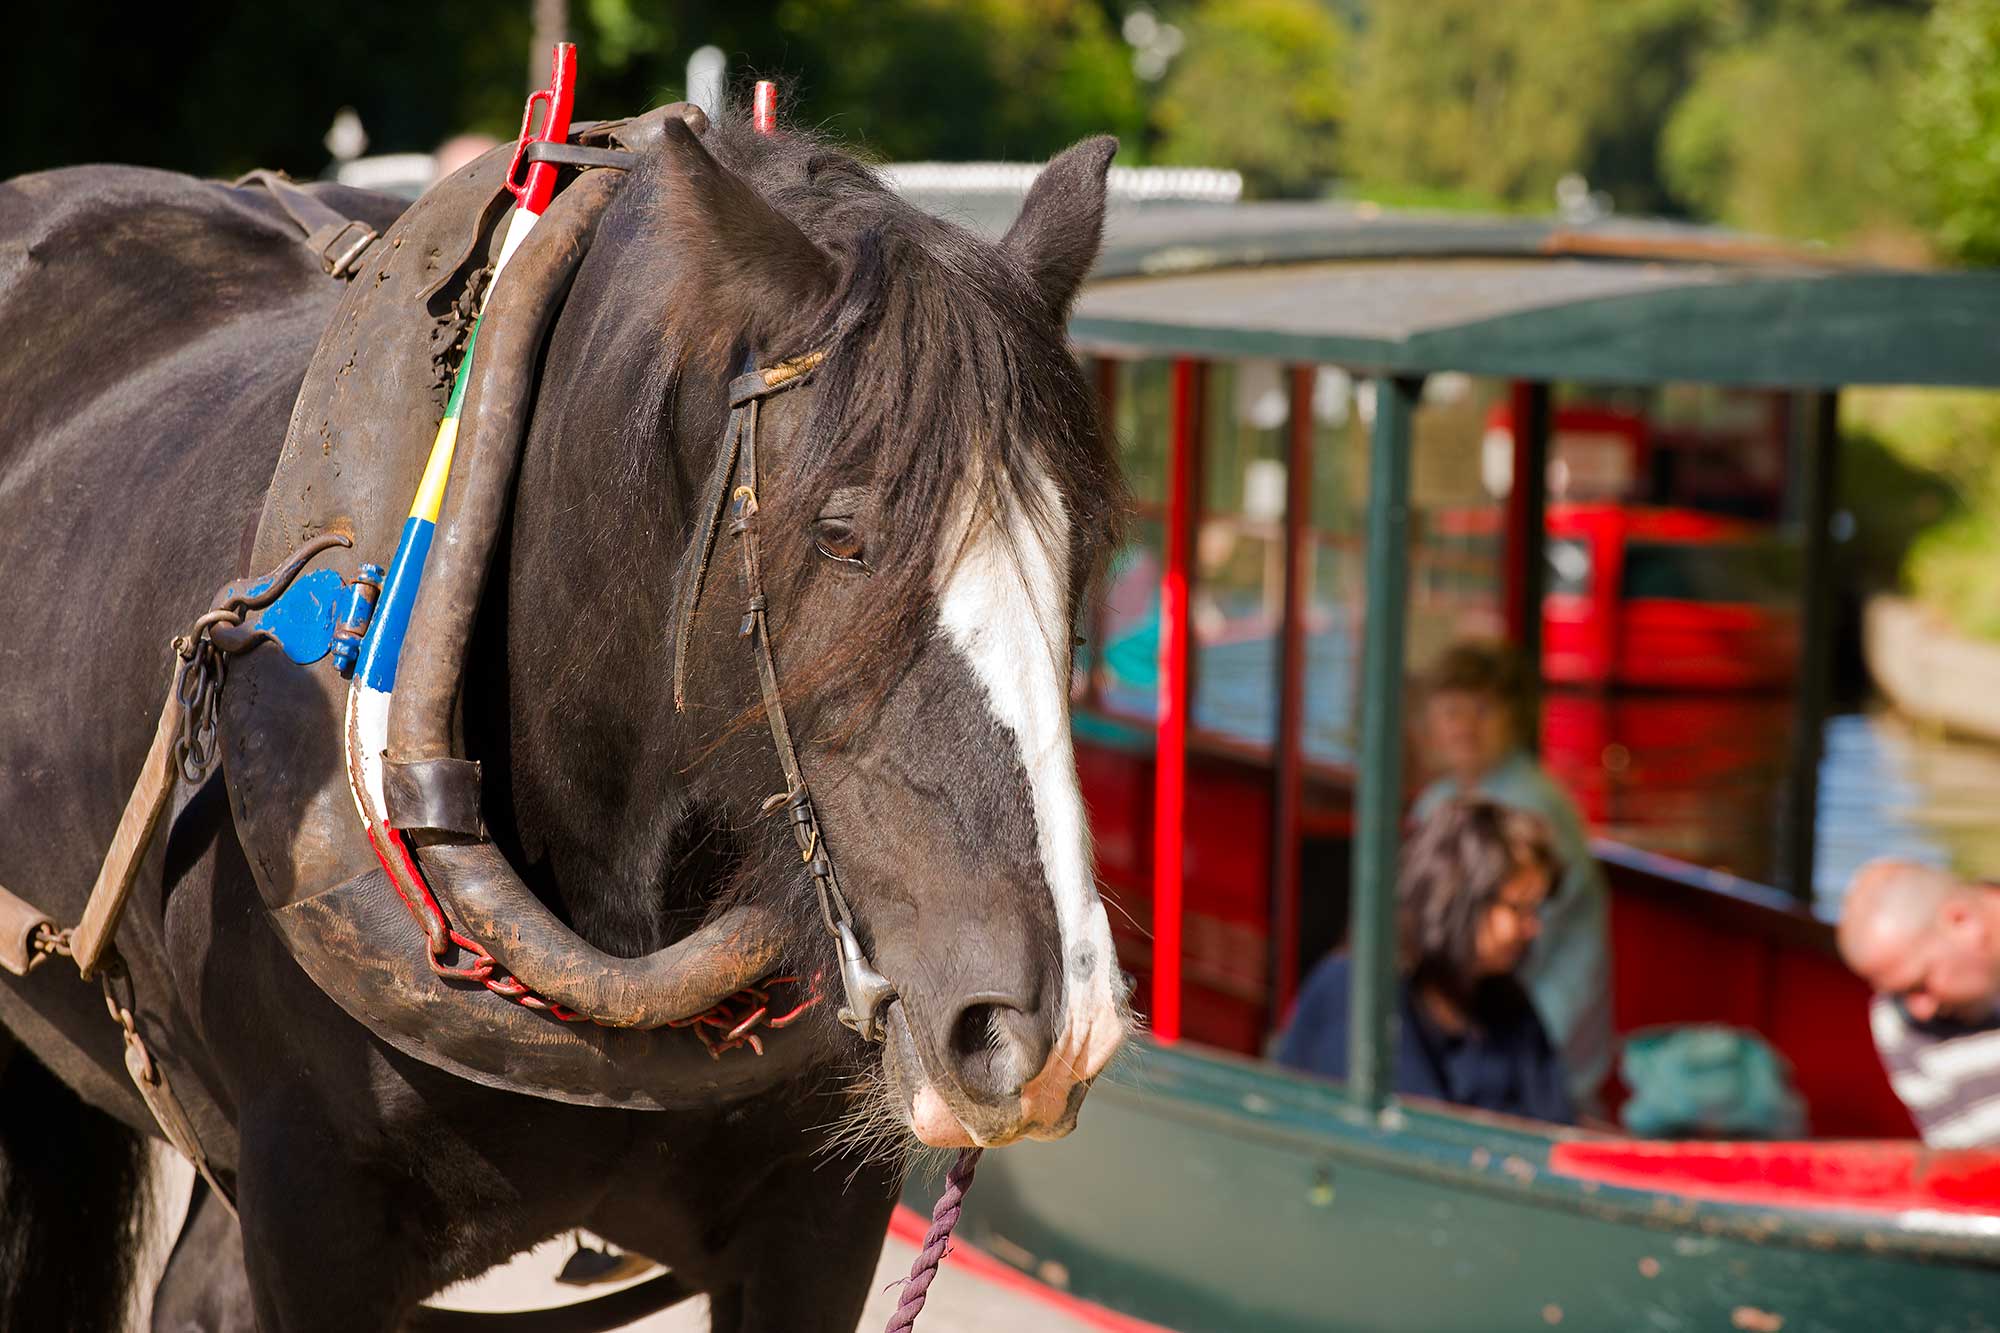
[1151,0,1346,198]
[1659,14,1921,240]
[1846,389,2000,637]
[1904,0,2000,262]
[1342,0,1626,207]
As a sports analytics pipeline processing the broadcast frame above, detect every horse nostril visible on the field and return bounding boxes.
[947,995,1050,1104]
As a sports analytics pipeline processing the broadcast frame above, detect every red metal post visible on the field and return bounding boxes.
[753,81,778,135]
[1152,359,1201,1043]
[1503,381,1532,644]
[1267,367,1314,1025]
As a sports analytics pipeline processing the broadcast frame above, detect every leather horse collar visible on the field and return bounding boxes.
[671,349,898,1045]
[226,109,882,1108]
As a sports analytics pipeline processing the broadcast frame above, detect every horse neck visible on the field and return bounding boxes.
[493,293,729,949]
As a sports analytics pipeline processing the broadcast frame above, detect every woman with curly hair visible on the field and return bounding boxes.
[1278,799,1575,1124]
[1414,639,1613,1112]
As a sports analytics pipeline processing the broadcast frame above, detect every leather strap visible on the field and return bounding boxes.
[383,757,484,839]
[520,141,639,172]
[233,169,379,278]
[72,683,185,978]
[712,352,895,1041]
[666,348,903,1039]
[670,410,746,712]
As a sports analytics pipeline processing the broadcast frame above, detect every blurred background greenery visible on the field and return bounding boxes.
[9,0,1998,633]
[11,0,1993,259]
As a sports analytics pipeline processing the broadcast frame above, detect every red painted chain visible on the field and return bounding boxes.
[666,971,824,1058]
[366,823,820,1047]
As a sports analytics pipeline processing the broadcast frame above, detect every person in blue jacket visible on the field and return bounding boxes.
[1279,799,1575,1125]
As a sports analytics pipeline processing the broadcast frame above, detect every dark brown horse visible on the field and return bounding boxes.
[0,106,1127,1330]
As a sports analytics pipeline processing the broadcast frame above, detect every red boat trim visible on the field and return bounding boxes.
[1549,1140,2000,1217]
[887,1206,1175,1333]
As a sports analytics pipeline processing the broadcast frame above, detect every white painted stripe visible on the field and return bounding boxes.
[344,684,393,826]
[491,206,539,278]
[1895,1209,2000,1239]
[934,465,1116,1035]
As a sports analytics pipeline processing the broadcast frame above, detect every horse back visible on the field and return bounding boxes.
[0,165,403,914]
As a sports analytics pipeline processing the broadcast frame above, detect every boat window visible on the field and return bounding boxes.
[1192,360,1289,746]
[1547,537,1592,596]
[1081,361,1516,771]
[1622,539,1800,605]
[1093,360,1175,720]
[1303,366,1365,766]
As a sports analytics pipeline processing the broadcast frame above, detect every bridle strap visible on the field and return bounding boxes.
[669,406,743,712]
[669,349,895,1042]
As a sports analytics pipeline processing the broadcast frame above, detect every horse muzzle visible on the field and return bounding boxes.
[880,976,1127,1148]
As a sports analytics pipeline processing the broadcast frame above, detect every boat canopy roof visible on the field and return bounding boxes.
[1057,203,2000,390]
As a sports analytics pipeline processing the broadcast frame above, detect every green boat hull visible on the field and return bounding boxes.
[905,1038,2000,1333]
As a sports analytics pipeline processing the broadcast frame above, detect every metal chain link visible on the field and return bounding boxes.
[26,924,71,972]
[171,626,232,784]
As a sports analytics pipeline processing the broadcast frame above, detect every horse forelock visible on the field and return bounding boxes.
[626,114,1126,694]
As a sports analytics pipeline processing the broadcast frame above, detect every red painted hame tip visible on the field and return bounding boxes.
[753,81,778,135]
[506,42,578,214]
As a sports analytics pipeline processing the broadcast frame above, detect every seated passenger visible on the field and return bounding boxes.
[1414,641,1614,1112]
[1838,859,2000,1147]
[1278,800,1575,1125]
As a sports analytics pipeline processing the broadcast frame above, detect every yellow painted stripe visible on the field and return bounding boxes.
[409,416,460,523]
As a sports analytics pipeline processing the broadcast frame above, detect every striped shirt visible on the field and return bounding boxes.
[1870,996,2000,1147]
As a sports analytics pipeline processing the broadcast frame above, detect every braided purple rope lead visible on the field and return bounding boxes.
[884,1146,983,1332]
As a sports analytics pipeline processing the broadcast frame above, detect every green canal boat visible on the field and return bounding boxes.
[904,201,2000,1331]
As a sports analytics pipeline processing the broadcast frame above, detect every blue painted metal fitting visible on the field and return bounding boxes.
[331,563,386,678]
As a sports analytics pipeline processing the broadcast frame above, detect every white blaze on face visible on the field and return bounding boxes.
[934,463,1124,1107]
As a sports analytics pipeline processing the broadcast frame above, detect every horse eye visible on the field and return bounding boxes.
[813,517,867,569]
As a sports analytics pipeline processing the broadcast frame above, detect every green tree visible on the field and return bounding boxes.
[2,1,1145,182]
[1904,0,2000,263]
[763,0,1144,161]
[1575,0,1727,214]
[1343,0,1628,208]
[1659,14,1921,241]
[1151,0,1347,199]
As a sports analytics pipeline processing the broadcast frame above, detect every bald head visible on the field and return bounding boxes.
[1840,860,1955,973]
[1841,859,2000,1023]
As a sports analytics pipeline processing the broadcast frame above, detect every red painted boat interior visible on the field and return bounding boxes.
[1442,501,1799,689]
[1079,727,1918,1141]
[1548,1140,2000,1215]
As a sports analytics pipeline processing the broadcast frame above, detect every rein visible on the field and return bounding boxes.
[672,349,898,1045]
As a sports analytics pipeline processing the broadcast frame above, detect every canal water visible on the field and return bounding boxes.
[1815,706,2000,916]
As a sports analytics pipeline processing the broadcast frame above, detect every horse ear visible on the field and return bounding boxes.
[656,118,835,345]
[1002,135,1118,318]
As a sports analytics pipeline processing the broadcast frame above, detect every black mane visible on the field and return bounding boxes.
[648,115,1125,696]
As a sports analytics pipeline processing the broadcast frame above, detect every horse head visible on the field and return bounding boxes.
[494,115,1131,1149]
